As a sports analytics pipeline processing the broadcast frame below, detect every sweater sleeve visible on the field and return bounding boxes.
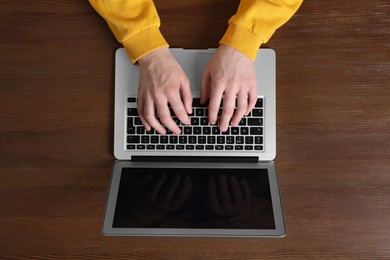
[89,0,169,63]
[220,0,303,60]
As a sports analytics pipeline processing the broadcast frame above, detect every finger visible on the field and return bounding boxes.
[230,92,248,127]
[156,100,181,135]
[240,178,251,200]
[207,176,221,213]
[180,79,193,115]
[245,88,258,116]
[144,97,166,135]
[219,92,236,132]
[200,69,211,105]
[145,173,167,206]
[137,96,151,131]
[228,175,243,206]
[158,174,182,209]
[169,94,190,126]
[217,174,231,212]
[208,81,224,125]
[170,175,192,211]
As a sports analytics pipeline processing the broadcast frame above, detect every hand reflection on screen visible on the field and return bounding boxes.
[113,169,274,229]
[140,173,192,220]
[205,175,252,221]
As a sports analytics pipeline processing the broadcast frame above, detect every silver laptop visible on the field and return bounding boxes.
[102,48,284,237]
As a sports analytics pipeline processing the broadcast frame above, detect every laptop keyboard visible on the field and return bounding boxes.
[126,97,264,152]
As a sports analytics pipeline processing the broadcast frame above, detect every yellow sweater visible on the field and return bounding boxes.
[89,0,303,63]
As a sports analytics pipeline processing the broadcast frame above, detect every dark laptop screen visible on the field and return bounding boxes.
[113,168,275,229]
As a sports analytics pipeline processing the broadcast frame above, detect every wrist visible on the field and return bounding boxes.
[138,46,170,66]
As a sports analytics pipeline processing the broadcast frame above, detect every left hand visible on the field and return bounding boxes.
[200,44,258,132]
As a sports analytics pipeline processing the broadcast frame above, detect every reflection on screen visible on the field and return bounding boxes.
[113,168,275,229]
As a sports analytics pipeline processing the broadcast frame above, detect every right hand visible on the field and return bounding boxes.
[137,47,192,135]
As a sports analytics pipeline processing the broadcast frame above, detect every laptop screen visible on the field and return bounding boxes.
[112,167,275,230]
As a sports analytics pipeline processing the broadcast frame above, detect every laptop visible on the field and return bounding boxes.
[102,48,285,237]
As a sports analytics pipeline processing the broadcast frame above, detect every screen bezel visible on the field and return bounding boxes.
[102,161,285,237]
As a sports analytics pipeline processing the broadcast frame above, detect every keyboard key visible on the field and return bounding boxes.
[196,145,204,150]
[173,117,180,125]
[128,97,136,103]
[189,136,197,144]
[207,136,216,144]
[169,136,178,144]
[166,145,175,150]
[255,99,263,107]
[200,118,209,125]
[184,127,192,135]
[128,108,138,116]
[203,127,211,135]
[250,127,263,135]
[151,136,159,143]
[176,145,184,150]
[206,145,214,150]
[198,136,206,144]
[179,136,187,144]
[240,127,249,135]
[245,145,253,150]
[226,136,234,144]
[248,118,263,126]
[212,127,220,135]
[238,118,246,126]
[127,136,140,143]
[136,126,145,134]
[252,109,263,116]
[245,136,254,144]
[231,127,239,135]
[157,145,165,150]
[134,117,142,125]
[255,145,264,150]
[194,127,201,135]
[255,136,263,144]
[160,136,169,144]
[235,145,243,150]
[192,98,202,107]
[225,145,234,150]
[127,117,133,127]
[147,145,155,150]
[196,108,204,116]
[217,136,225,144]
[236,136,244,144]
[137,144,145,150]
[191,118,199,125]
[127,126,136,135]
[215,145,223,150]
[127,145,135,150]
[141,136,149,143]
[186,145,194,150]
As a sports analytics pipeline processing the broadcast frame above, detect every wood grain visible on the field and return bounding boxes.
[1,0,389,259]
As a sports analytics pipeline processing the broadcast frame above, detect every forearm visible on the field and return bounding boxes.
[220,0,304,60]
[89,0,168,63]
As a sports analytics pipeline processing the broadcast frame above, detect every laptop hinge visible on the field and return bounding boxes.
[132,156,258,163]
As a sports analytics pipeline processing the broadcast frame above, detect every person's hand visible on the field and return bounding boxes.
[137,47,192,135]
[200,44,258,132]
[206,174,252,218]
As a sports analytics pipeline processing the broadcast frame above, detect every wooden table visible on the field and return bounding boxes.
[1,0,389,258]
